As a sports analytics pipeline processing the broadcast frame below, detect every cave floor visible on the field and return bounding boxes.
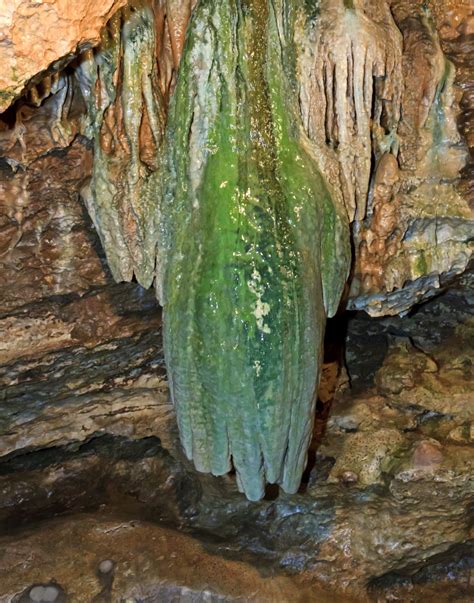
[0,512,354,603]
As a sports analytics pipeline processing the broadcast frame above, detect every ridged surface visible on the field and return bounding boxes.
[161,0,350,500]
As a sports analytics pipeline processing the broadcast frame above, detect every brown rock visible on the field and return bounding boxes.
[0,515,351,603]
[375,339,438,396]
[0,139,107,314]
[412,439,444,470]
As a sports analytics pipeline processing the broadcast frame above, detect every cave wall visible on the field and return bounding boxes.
[0,0,472,482]
[1,0,471,319]
[0,0,471,471]
[0,1,473,599]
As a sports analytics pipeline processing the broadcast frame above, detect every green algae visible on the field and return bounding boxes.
[161,0,350,500]
[76,0,350,500]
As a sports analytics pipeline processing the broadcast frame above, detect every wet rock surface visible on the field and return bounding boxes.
[0,139,471,603]
[1,514,356,603]
[3,0,471,319]
[0,0,128,112]
[0,0,472,601]
[0,276,472,601]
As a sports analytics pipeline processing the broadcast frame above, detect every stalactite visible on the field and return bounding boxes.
[0,71,77,166]
[76,0,194,288]
[159,0,350,500]
[298,0,403,222]
[68,0,468,498]
[346,2,471,314]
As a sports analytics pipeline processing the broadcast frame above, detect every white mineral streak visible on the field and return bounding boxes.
[298,0,403,222]
[187,8,220,196]
[247,269,271,334]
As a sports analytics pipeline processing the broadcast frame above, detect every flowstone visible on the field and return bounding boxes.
[160,0,350,499]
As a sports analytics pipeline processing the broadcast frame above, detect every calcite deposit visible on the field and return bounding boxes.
[0,0,128,112]
[77,0,196,287]
[0,0,473,600]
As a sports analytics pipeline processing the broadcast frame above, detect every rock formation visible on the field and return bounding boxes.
[76,0,195,287]
[0,0,128,112]
[160,0,349,499]
[0,0,472,599]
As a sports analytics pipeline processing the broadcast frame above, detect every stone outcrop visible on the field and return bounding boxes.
[0,1,129,112]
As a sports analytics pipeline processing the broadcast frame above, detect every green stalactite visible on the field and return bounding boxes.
[160,0,350,500]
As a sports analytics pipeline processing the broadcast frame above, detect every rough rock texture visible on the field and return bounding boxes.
[0,254,472,601]
[1,0,472,317]
[298,0,403,223]
[0,112,472,598]
[0,0,129,112]
[428,0,474,203]
[0,515,354,603]
[0,141,106,314]
[296,0,472,316]
[0,0,473,599]
[0,99,471,594]
[0,61,106,315]
[77,0,195,287]
[0,92,168,455]
[346,0,472,316]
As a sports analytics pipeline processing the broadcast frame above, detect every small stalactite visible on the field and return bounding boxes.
[76,0,194,287]
[347,3,470,305]
[298,0,403,222]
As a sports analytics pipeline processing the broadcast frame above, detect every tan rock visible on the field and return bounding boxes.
[328,428,404,486]
[0,0,127,112]
[411,439,444,470]
[0,515,349,603]
[299,0,403,222]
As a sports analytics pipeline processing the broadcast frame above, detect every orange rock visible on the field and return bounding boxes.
[0,0,128,112]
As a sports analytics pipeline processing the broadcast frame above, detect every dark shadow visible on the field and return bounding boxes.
[369,540,474,595]
[299,310,351,492]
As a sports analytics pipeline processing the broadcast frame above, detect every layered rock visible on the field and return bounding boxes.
[0,283,471,601]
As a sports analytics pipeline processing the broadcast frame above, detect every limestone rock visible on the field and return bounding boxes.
[0,2,473,600]
[298,0,403,222]
[0,140,108,314]
[297,0,472,316]
[0,273,471,601]
[0,515,348,603]
[76,0,195,288]
[327,428,404,486]
[0,0,127,112]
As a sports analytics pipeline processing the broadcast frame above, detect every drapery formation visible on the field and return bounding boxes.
[73,0,470,499]
[160,0,350,499]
